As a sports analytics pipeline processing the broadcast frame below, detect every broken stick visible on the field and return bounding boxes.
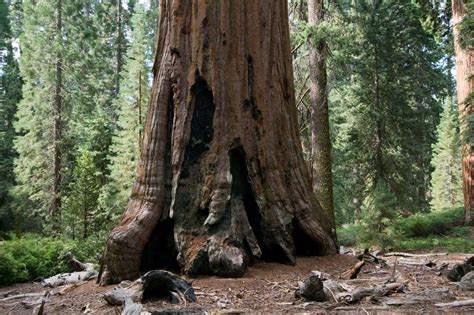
[340,261,365,280]
[435,299,474,308]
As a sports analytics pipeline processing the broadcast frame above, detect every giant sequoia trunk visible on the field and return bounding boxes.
[101,0,337,284]
[452,0,473,225]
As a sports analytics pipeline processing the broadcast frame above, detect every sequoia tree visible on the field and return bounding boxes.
[452,0,473,225]
[101,0,337,284]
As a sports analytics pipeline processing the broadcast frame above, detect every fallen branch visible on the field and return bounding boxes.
[383,252,447,258]
[65,252,94,272]
[339,282,404,304]
[0,292,46,302]
[385,287,454,306]
[340,261,365,280]
[435,299,474,308]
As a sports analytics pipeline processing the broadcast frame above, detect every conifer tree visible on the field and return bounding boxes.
[13,0,65,232]
[63,149,100,239]
[0,0,22,232]
[430,100,463,211]
[329,0,449,221]
[99,2,156,221]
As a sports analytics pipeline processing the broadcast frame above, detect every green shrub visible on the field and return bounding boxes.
[395,207,464,238]
[337,224,363,246]
[398,236,474,253]
[0,233,105,285]
[336,207,469,252]
[358,181,400,250]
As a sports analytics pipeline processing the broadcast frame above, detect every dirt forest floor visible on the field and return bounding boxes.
[1,252,474,314]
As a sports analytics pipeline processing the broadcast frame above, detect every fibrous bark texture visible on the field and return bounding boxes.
[452,0,474,225]
[308,0,335,226]
[102,0,337,284]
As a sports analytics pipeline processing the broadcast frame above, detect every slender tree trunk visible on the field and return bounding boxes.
[373,41,383,185]
[138,70,143,149]
[101,0,337,284]
[116,0,123,94]
[307,0,335,227]
[452,0,473,225]
[52,0,62,233]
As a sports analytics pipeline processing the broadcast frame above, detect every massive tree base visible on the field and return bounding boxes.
[101,0,337,285]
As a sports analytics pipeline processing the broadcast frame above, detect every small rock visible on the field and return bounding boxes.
[236,293,243,299]
[458,271,474,291]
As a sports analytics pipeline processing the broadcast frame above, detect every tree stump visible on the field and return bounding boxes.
[103,270,196,306]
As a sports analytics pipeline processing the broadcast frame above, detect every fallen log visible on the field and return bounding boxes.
[435,299,474,308]
[41,252,98,288]
[103,270,196,307]
[41,270,97,288]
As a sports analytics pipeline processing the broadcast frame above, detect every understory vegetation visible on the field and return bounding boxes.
[0,234,104,285]
[338,207,473,252]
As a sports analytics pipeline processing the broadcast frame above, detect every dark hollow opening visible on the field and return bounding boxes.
[293,218,322,256]
[228,145,265,259]
[181,73,215,175]
[140,218,180,273]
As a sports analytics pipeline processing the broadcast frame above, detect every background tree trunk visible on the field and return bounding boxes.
[452,0,473,225]
[102,0,337,284]
[52,0,62,233]
[308,0,335,227]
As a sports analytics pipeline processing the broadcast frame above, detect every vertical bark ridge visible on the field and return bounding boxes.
[102,0,337,284]
[452,0,473,225]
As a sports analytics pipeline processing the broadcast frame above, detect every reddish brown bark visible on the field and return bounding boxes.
[101,0,337,284]
[452,0,473,225]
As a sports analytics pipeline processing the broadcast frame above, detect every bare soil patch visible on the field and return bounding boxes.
[1,253,473,314]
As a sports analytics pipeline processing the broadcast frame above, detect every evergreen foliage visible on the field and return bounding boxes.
[430,99,463,211]
[13,0,63,232]
[327,0,450,222]
[0,0,22,231]
[63,149,100,239]
[99,2,156,221]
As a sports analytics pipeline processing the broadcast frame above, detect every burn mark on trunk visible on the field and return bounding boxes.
[140,218,179,272]
[244,55,263,122]
[180,74,215,178]
[163,90,174,217]
[173,73,215,232]
[247,55,254,94]
[228,144,264,256]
